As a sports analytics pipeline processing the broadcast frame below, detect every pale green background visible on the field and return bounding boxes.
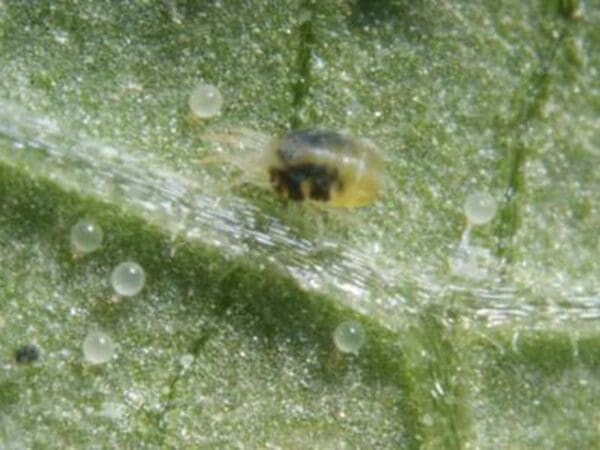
[0,1,599,448]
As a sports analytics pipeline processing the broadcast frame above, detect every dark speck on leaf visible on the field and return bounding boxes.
[15,344,40,364]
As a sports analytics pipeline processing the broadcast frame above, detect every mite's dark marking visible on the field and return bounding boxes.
[269,164,342,202]
[15,344,40,364]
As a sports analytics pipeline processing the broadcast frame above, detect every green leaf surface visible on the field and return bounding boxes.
[0,1,599,448]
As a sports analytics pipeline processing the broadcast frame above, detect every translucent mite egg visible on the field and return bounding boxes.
[70,219,103,253]
[333,320,366,354]
[83,330,115,364]
[189,83,223,118]
[111,261,145,297]
[464,191,497,225]
[266,129,383,207]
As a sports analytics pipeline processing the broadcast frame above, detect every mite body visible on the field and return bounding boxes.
[265,129,382,207]
[205,128,383,207]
